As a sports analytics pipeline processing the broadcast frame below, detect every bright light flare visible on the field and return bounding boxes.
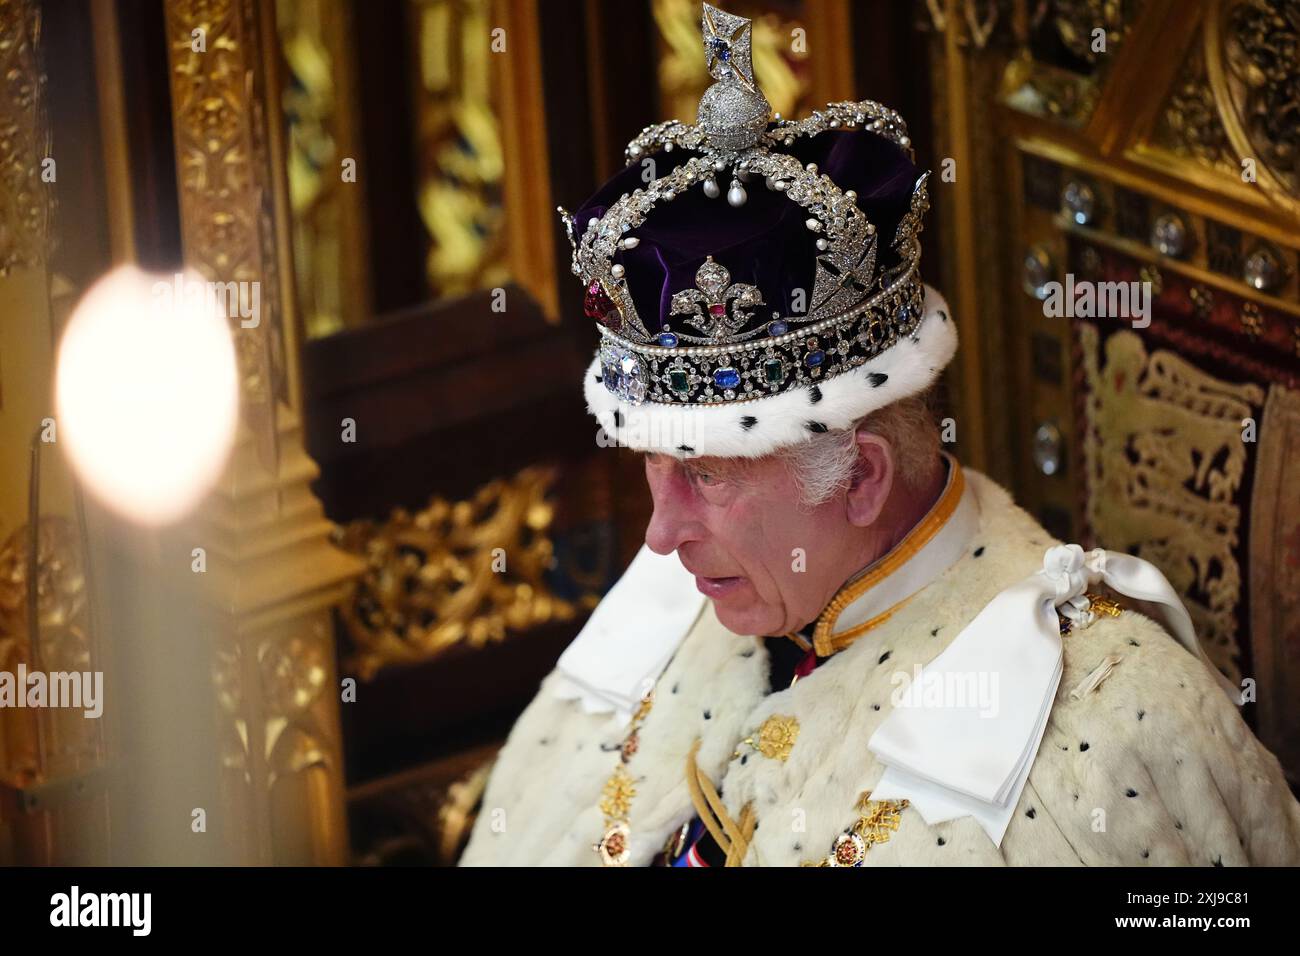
[55,265,240,526]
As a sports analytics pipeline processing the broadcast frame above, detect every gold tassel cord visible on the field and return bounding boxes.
[685,738,756,866]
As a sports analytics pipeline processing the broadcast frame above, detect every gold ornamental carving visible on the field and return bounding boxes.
[1050,0,1140,64]
[0,517,99,787]
[923,0,1138,59]
[1080,324,1263,683]
[1206,0,1300,217]
[995,0,1143,126]
[259,620,337,794]
[0,0,49,275]
[212,641,249,787]
[409,0,511,301]
[164,0,289,471]
[163,0,357,866]
[212,616,344,859]
[406,0,559,319]
[1001,54,1102,124]
[275,0,370,340]
[334,466,595,680]
[1154,42,1235,173]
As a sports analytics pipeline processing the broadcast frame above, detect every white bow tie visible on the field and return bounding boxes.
[867,543,1238,847]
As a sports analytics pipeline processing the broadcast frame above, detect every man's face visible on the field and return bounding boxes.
[642,451,855,636]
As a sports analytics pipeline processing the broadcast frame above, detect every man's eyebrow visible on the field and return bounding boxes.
[685,458,747,480]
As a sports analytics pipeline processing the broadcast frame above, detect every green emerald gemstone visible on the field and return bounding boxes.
[764,358,784,384]
[669,369,690,393]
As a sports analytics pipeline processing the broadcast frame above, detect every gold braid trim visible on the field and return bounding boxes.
[685,738,756,866]
[685,739,732,852]
[725,804,757,866]
[811,456,965,656]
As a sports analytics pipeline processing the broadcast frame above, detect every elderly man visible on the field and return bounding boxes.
[460,4,1300,867]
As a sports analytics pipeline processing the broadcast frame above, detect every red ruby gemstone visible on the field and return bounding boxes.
[584,281,623,332]
[708,303,727,317]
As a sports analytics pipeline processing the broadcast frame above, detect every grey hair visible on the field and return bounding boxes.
[776,384,944,508]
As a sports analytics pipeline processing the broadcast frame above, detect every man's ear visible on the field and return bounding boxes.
[845,430,894,527]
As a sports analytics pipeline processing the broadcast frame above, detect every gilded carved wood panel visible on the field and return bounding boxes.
[926,0,1300,778]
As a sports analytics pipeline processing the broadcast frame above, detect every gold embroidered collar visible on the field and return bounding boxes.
[811,451,978,657]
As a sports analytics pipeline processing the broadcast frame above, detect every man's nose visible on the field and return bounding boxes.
[643,467,699,556]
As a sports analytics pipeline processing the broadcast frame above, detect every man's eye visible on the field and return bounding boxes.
[694,471,721,486]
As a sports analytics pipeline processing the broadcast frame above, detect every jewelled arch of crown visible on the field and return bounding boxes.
[558,3,931,408]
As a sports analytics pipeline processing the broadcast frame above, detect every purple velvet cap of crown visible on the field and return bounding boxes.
[570,128,921,339]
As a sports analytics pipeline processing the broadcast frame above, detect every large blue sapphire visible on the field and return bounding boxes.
[713,367,741,390]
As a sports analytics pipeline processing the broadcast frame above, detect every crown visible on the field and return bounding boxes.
[560,3,930,409]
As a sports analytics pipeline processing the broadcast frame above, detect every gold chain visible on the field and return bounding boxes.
[592,690,655,866]
[802,791,909,866]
